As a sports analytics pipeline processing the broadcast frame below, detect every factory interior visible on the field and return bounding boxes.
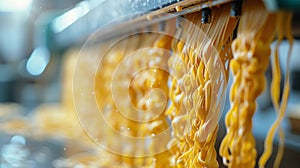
[0,0,300,167]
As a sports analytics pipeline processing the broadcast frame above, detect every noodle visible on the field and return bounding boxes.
[4,1,293,167]
[259,12,294,168]
[220,0,294,167]
[166,4,238,167]
[95,32,172,167]
[219,0,277,167]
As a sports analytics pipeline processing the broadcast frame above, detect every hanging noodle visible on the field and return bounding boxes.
[95,32,173,167]
[14,0,294,167]
[166,4,238,168]
[259,12,294,168]
[220,0,294,167]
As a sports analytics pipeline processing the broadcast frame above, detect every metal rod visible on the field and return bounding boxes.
[201,7,212,23]
[230,0,242,17]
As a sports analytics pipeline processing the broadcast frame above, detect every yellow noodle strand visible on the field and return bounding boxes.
[167,4,238,168]
[220,0,278,167]
[259,12,293,168]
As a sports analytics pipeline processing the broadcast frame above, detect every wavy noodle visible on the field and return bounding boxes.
[33,1,293,167]
[259,12,293,168]
[166,4,238,168]
[219,0,294,168]
[219,0,276,167]
[94,32,173,167]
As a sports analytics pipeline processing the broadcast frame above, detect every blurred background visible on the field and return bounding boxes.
[0,0,83,109]
[1,0,299,109]
[0,0,300,167]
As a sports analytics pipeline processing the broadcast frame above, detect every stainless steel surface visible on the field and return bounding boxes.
[49,0,300,50]
[50,0,234,49]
